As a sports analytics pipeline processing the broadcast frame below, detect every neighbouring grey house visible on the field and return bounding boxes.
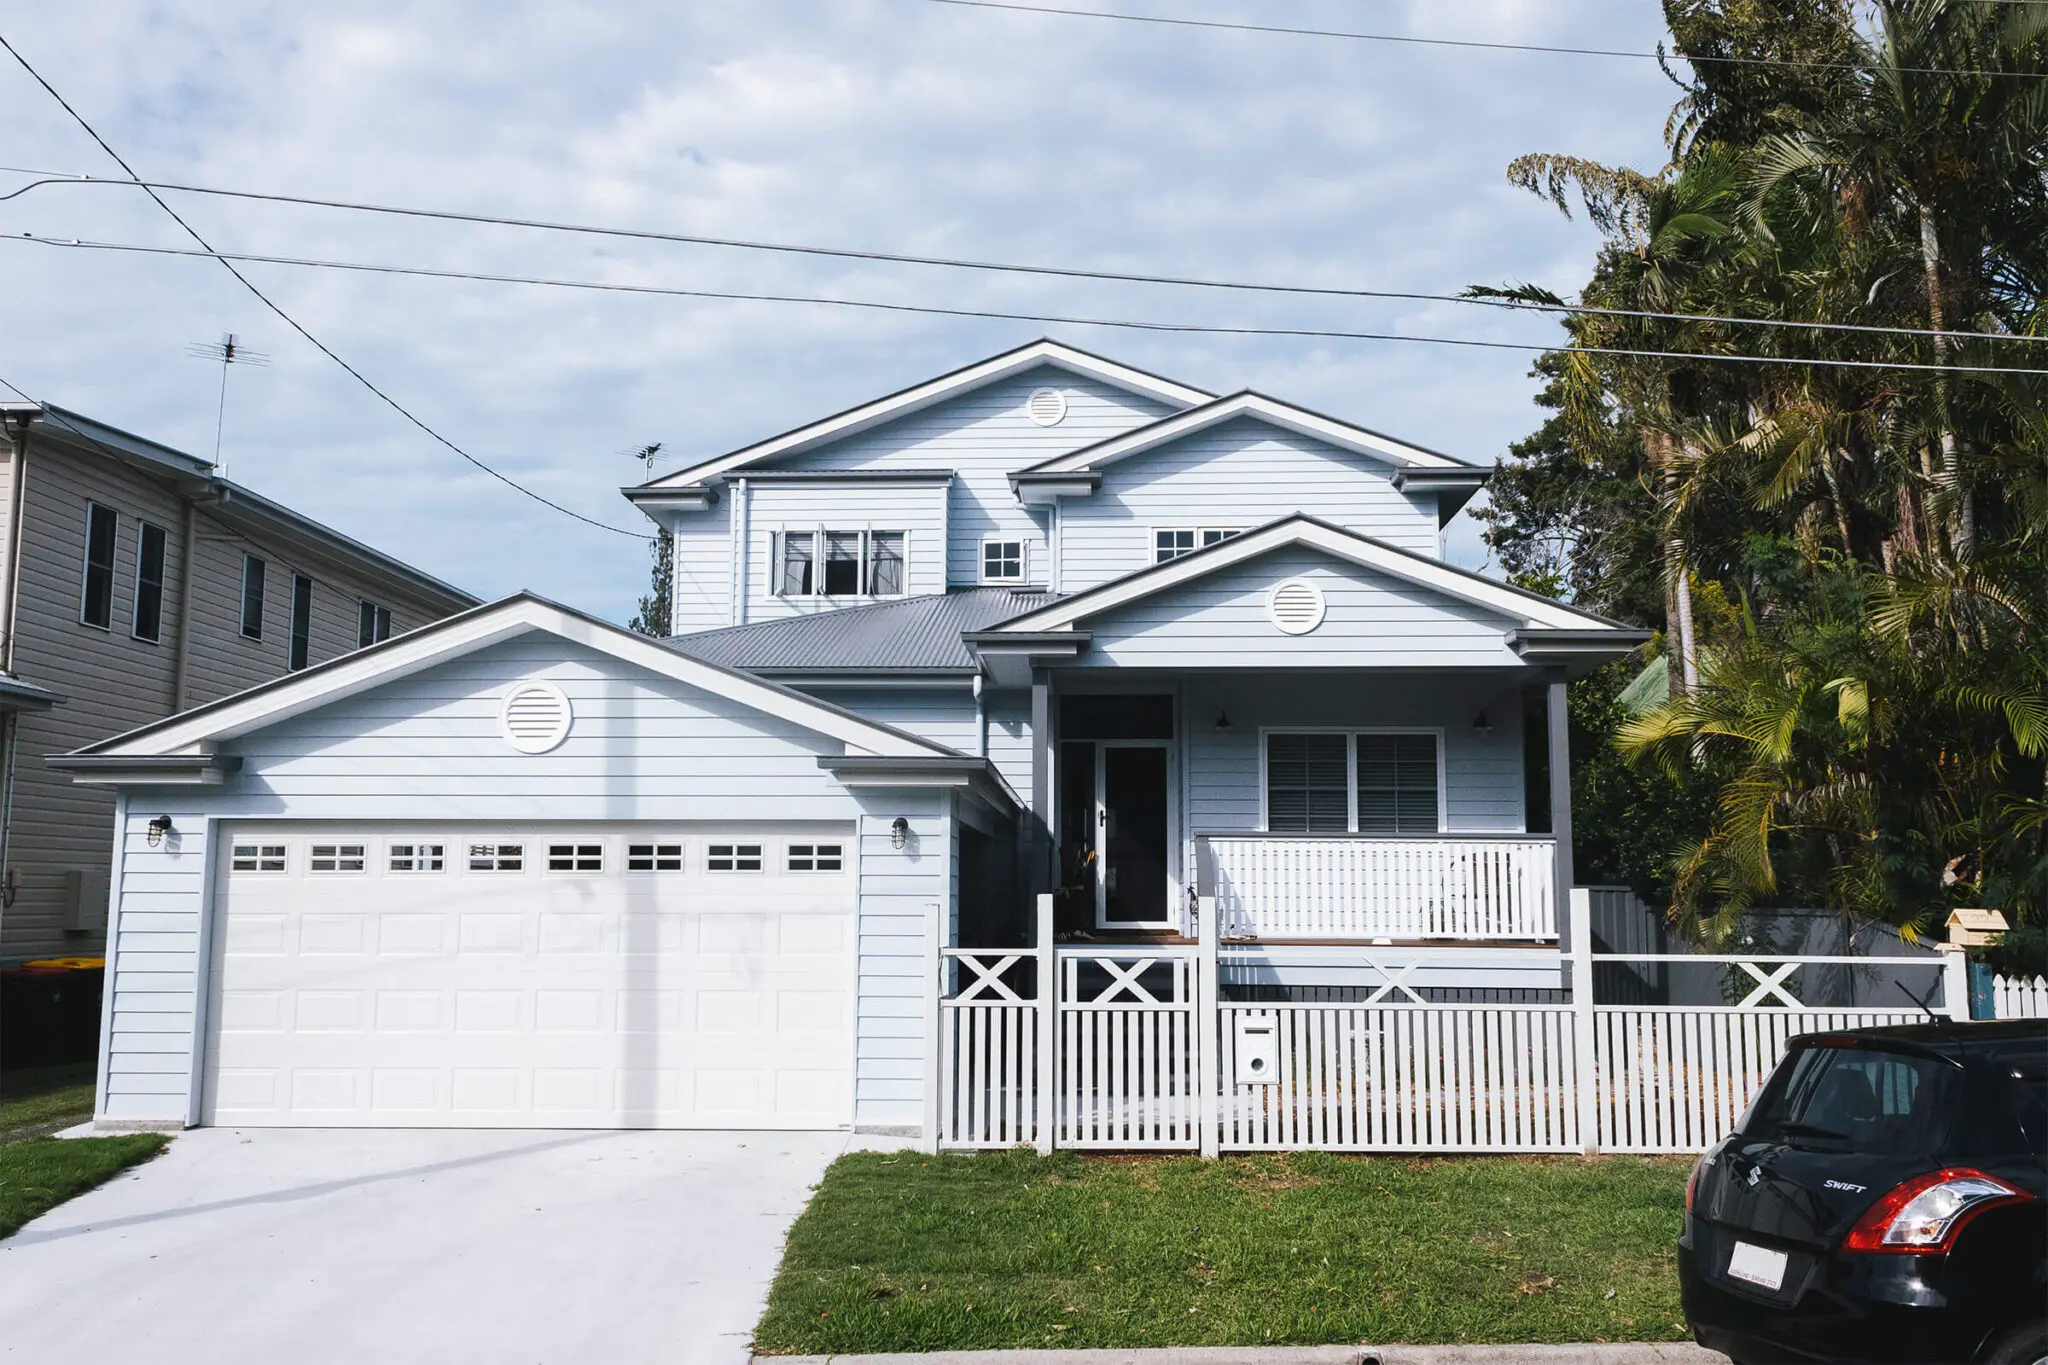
[56,341,1650,1141]
[0,403,476,965]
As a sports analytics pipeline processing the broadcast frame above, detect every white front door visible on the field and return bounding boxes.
[203,822,855,1129]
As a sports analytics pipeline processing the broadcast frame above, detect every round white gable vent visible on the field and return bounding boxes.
[1267,578,1326,636]
[499,679,572,754]
[1025,387,1069,427]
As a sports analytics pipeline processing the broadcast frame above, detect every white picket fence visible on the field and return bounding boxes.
[932,892,1976,1157]
[1995,974,2048,1019]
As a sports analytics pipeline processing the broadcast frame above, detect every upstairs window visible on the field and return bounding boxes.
[289,574,314,671]
[358,599,392,647]
[775,530,907,598]
[1154,528,1242,563]
[981,538,1025,583]
[80,503,118,629]
[132,521,167,643]
[240,555,266,639]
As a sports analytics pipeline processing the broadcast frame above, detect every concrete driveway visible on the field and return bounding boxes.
[0,1126,862,1364]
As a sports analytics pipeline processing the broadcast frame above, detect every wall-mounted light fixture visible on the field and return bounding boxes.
[1213,711,1234,734]
[890,817,910,850]
[1471,712,1495,738]
[146,814,175,847]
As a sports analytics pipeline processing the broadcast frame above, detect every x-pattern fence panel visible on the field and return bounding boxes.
[1056,949,1201,1150]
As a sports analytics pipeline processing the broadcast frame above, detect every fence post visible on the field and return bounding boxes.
[922,901,943,1154]
[1035,893,1056,1154]
[1569,886,1599,1155]
[1198,894,1221,1158]
[1940,947,1971,1023]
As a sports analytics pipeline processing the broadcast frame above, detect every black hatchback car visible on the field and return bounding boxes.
[1681,1019,2047,1365]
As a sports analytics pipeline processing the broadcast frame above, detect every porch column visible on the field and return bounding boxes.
[1030,669,1053,897]
[1545,670,1575,929]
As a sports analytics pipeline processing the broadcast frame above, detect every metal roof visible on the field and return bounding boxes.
[665,588,1059,674]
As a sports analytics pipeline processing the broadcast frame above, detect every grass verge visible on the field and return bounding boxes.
[0,1134,166,1239]
[1,1065,99,1139]
[756,1149,1690,1354]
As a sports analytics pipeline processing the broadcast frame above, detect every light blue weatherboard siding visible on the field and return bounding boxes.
[797,686,1035,805]
[668,495,735,634]
[92,630,949,1128]
[1068,546,1529,669]
[773,367,1178,587]
[1057,417,1442,592]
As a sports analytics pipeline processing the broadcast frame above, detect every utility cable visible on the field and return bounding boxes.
[0,33,650,540]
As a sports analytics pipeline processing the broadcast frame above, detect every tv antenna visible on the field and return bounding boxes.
[626,442,664,482]
[186,333,268,478]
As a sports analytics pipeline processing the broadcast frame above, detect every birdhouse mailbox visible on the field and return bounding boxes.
[1945,908,2009,948]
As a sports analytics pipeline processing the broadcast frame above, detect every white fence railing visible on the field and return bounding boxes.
[1200,835,1557,941]
[1995,973,2048,1019]
[931,892,1979,1156]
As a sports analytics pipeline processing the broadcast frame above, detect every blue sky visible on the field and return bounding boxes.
[0,1,1675,619]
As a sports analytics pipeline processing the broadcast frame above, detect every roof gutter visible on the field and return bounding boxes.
[817,754,1020,815]
[49,752,244,787]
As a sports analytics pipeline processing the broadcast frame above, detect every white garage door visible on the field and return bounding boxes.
[204,823,856,1129]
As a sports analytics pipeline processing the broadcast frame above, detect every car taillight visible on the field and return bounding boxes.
[1840,1168,2032,1254]
[1685,1157,1704,1212]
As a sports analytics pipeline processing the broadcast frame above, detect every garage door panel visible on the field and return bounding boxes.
[204,822,857,1129]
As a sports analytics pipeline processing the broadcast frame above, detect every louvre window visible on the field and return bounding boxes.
[388,843,446,872]
[240,555,266,639]
[1265,733,1351,833]
[547,843,604,872]
[467,843,524,872]
[707,843,763,872]
[308,843,368,873]
[627,843,684,872]
[80,503,118,629]
[289,574,314,671]
[787,843,843,872]
[230,843,287,873]
[133,521,167,642]
[1357,734,1440,834]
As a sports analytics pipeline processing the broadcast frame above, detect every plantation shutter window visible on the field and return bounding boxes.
[1357,733,1440,834]
[1266,733,1350,833]
[777,532,814,596]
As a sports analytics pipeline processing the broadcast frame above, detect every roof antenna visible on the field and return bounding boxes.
[186,333,268,479]
[629,442,664,482]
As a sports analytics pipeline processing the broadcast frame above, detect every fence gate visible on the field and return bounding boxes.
[1055,949,1201,1149]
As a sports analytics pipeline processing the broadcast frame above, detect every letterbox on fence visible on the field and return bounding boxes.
[1234,1016,1278,1085]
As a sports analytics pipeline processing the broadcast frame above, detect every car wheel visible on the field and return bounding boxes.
[1980,1321,2048,1365]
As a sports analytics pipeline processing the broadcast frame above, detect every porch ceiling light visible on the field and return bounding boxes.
[1472,711,1495,737]
[1213,710,1234,734]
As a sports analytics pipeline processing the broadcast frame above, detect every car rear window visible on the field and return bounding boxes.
[1744,1043,1957,1154]
[1960,1045,2048,1157]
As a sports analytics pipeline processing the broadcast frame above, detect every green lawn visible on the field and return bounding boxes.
[0,1135,166,1239]
[756,1149,1691,1354]
[1,1064,98,1140]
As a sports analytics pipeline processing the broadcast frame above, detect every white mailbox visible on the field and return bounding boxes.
[1234,1015,1279,1086]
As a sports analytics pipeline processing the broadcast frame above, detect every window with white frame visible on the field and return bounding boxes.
[358,599,392,648]
[547,843,604,872]
[627,843,684,871]
[1153,528,1243,564]
[467,842,525,871]
[981,538,1025,583]
[388,843,445,872]
[775,530,906,598]
[230,842,287,873]
[308,842,368,873]
[787,843,843,872]
[1264,731,1441,835]
[707,843,763,872]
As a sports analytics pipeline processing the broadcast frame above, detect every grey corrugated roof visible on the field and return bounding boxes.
[665,588,1059,674]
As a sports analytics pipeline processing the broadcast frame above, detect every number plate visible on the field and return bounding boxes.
[1726,1240,1788,1292]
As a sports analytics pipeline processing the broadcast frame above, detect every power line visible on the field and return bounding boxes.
[18,232,2048,378]
[0,33,650,541]
[916,0,2048,79]
[6,172,2039,348]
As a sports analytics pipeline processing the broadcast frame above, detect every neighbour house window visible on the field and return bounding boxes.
[774,530,908,598]
[981,538,1025,583]
[467,842,525,871]
[547,843,604,872]
[388,843,445,872]
[357,599,392,648]
[1263,731,1442,835]
[289,574,314,671]
[1265,733,1351,834]
[240,555,266,639]
[229,842,288,873]
[707,843,763,872]
[787,843,843,872]
[308,842,368,873]
[80,502,118,629]
[1154,528,1242,563]
[627,843,684,871]
[132,521,167,643]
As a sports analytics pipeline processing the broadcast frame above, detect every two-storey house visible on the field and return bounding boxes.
[57,342,1645,1146]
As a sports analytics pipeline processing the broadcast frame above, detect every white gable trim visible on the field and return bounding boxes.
[642,341,1213,491]
[992,518,1618,634]
[68,596,952,762]
[1017,392,1471,478]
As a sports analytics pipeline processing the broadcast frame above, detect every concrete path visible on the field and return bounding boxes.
[1,1126,860,1364]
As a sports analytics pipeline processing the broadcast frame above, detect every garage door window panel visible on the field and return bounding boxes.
[547,843,604,873]
[230,842,288,874]
[627,843,684,872]
[469,843,525,872]
[787,844,843,872]
[708,843,763,872]
[388,843,445,873]
[308,843,368,874]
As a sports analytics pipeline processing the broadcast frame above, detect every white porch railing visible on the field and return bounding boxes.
[1199,834,1557,941]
